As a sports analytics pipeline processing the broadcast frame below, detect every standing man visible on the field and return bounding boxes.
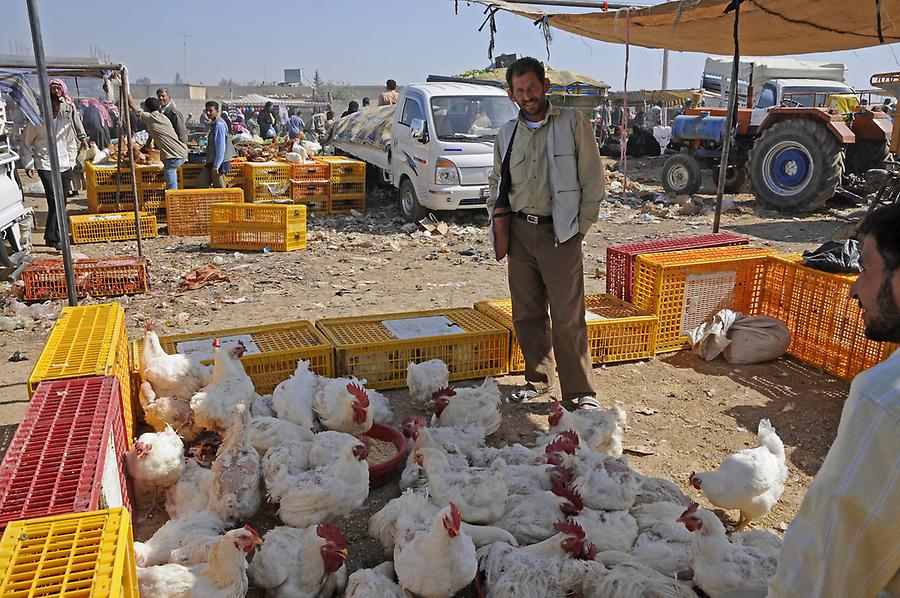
[20,84,79,249]
[198,101,235,189]
[156,88,188,144]
[287,109,305,138]
[258,101,277,139]
[487,57,604,408]
[127,93,188,190]
[378,79,400,106]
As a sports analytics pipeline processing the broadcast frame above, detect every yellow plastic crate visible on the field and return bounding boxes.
[86,188,138,214]
[0,508,137,597]
[131,320,334,395]
[753,254,898,380]
[178,162,244,189]
[329,194,365,214]
[136,164,165,188]
[28,302,134,442]
[243,161,292,201]
[69,212,158,244]
[84,161,134,190]
[317,155,366,182]
[316,307,509,390]
[633,246,776,353]
[138,186,165,212]
[165,188,245,236]
[475,294,658,372]
[209,202,307,252]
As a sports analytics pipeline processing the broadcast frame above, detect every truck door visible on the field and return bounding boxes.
[392,92,428,191]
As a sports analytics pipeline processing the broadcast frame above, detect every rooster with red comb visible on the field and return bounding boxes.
[250,523,350,596]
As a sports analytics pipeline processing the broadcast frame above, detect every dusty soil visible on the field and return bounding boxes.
[0,156,861,593]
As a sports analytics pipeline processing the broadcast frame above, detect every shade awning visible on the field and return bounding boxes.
[474,0,900,55]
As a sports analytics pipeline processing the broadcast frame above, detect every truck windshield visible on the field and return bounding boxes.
[430,96,519,142]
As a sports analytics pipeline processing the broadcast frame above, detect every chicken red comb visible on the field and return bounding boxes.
[677,502,700,522]
[584,542,599,561]
[545,430,580,455]
[551,484,583,511]
[448,502,462,529]
[550,400,563,414]
[212,338,220,348]
[316,524,348,548]
[431,387,457,401]
[346,383,370,407]
[553,520,586,539]
[145,320,155,332]
[242,524,261,541]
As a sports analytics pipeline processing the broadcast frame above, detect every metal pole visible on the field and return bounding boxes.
[121,67,144,257]
[661,48,669,90]
[712,2,741,233]
[25,0,77,306]
[116,88,124,205]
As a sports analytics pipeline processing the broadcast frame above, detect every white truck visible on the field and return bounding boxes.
[331,79,519,221]
[0,98,32,270]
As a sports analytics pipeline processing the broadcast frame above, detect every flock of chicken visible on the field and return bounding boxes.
[127,321,790,598]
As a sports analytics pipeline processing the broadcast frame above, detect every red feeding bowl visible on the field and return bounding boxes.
[364,422,409,488]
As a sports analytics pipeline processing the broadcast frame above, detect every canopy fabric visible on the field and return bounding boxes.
[473,0,900,55]
[458,65,608,89]
[226,93,329,109]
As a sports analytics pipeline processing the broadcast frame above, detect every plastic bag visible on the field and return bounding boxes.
[689,309,791,364]
[802,239,860,274]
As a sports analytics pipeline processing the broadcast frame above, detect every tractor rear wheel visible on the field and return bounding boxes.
[748,119,843,212]
[845,138,889,176]
[661,154,702,196]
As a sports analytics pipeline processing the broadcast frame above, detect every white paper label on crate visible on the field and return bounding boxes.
[681,270,737,335]
[585,309,608,322]
[88,214,125,221]
[382,316,466,340]
[176,334,262,361]
[100,432,124,509]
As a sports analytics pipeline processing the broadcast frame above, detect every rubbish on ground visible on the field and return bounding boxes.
[178,264,231,292]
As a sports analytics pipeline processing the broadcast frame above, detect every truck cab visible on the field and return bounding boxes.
[750,78,855,127]
[391,82,518,221]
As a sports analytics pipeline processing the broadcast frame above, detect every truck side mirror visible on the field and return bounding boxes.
[409,118,427,142]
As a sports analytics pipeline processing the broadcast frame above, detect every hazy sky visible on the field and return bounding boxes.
[3,0,899,91]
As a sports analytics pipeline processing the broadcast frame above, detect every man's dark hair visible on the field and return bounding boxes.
[362,97,370,106]
[506,57,545,88]
[144,97,161,112]
[386,79,396,91]
[858,202,900,272]
[205,100,219,111]
[156,87,169,96]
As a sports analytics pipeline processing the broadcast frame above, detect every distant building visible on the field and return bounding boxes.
[284,69,303,85]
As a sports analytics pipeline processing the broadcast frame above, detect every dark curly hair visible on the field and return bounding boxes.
[858,202,900,272]
[505,57,545,88]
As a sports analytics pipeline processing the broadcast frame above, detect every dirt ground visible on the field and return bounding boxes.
[0,156,862,593]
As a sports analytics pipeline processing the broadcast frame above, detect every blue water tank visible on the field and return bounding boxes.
[671,113,727,143]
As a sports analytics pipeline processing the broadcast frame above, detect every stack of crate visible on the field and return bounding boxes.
[166,187,245,236]
[209,202,307,252]
[135,164,166,212]
[290,160,331,214]
[178,157,246,190]
[68,212,158,244]
[0,301,139,593]
[318,156,366,213]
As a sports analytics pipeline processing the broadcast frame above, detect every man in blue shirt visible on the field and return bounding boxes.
[198,101,235,188]
[287,109,305,138]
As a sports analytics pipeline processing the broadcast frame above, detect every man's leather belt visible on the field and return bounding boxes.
[513,211,553,225]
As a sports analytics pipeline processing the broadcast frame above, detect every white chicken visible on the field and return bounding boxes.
[267,441,370,528]
[346,562,410,598]
[367,387,393,423]
[133,510,227,567]
[369,491,518,554]
[136,525,261,598]
[406,359,449,406]
[477,521,592,598]
[140,382,201,442]
[248,524,348,597]
[399,425,471,491]
[543,399,627,457]
[491,482,584,544]
[262,444,312,498]
[248,415,315,455]
[126,425,184,507]
[430,378,501,435]
[581,550,697,598]
[393,502,478,598]
[678,504,781,598]
[166,458,213,519]
[634,475,692,507]
[689,419,787,530]
[190,339,257,434]
[313,378,374,436]
[573,508,639,554]
[271,360,320,431]
[628,501,694,577]
[210,403,262,522]
[571,452,642,511]
[141,321,211,401]
[307,430,360,468]
[415,446,508,524]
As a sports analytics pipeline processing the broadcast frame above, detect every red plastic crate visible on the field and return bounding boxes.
[21,257,149,301]
[606,232,749,302]
[0,376,132,532]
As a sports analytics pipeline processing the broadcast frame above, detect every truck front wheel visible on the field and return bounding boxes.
[748,119,843,212]
[399,179,427,222]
